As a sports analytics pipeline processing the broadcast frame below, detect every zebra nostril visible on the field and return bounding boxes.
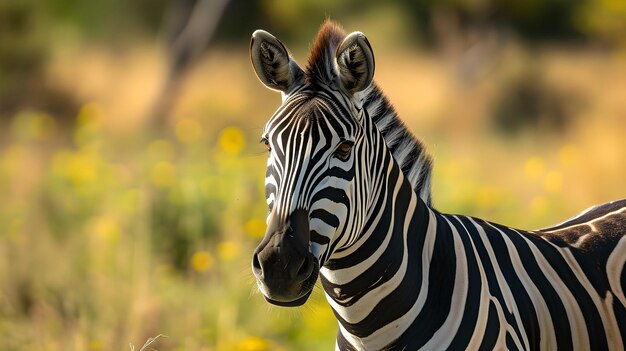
[296,255,314,280]
[252,253,263,277]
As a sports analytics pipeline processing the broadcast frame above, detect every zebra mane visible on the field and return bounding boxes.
[306,20,345,86]
[364,89,433,205]
[305,20,434,205]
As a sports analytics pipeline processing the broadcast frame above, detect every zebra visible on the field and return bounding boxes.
[249,20,626,350]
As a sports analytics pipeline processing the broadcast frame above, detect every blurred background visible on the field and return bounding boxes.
[0,0,625,350]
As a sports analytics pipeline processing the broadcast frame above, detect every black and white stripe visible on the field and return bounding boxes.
[250,20,626,350]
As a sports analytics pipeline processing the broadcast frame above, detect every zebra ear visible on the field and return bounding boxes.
[250,30,303,93]
[335,31,375,94]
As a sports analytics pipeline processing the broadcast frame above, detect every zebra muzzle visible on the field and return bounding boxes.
[252,209,319,306]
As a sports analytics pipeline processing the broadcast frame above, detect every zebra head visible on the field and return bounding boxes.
[250,22,376,306]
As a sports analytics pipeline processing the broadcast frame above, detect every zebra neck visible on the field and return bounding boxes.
[320,156,448,348]
[363,85,433,206]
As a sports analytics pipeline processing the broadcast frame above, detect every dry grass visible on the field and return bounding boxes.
[130,334,167,351]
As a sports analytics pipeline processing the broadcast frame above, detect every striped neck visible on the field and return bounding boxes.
[319,118,445,348]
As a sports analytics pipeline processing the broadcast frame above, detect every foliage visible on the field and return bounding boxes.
[0,0,46,113]
[0,3,625,349]
[0,106,339,350]
[574,0,626,45]
[1,43,625,348]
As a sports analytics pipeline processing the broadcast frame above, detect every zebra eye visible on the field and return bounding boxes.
[260,137,271,152]
[334,141,353,161]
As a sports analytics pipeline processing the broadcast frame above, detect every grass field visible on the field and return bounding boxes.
[0,41,624,350]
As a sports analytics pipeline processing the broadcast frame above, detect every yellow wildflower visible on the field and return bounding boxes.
[78,102,104,126]
[218,126,245,155]
[236,336,269,351]
[67,153,99,185]
[523,157,545,180]
[93,216,121,243]
[217,241,241,262]
[88,340,105,350]
[191,251,214,272]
